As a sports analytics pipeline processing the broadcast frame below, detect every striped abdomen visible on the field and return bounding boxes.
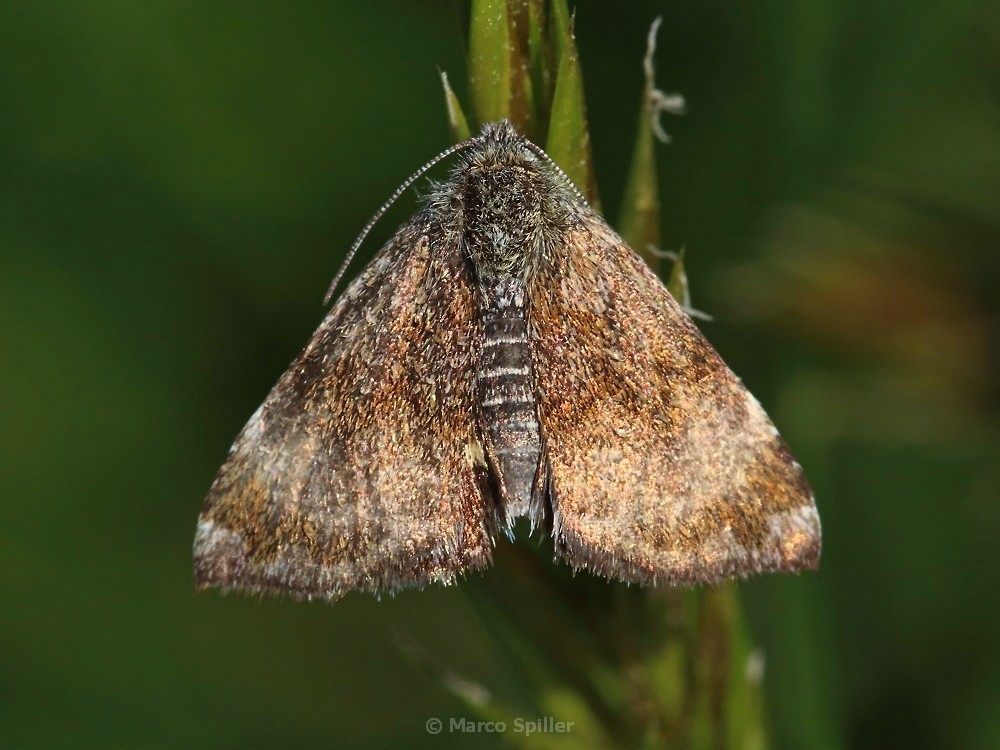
[476,278,543,524]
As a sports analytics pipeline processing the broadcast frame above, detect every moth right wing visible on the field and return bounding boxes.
[195,214,496,600]
[529,208,820,586]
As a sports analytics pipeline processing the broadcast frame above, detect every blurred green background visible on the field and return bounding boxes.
[2,2,997,748]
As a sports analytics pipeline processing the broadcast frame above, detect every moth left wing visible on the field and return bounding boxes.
[529,207,820,586]
[195,214,495,600]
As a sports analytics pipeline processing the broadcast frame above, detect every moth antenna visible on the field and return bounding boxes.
[323,136,481,305]
[523,141,589,207]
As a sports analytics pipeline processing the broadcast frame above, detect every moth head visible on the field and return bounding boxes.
[456,122,574,282]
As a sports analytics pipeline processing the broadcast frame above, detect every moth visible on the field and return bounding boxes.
[194,121,820,601]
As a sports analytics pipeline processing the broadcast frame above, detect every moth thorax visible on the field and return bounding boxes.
[462,166,545,281]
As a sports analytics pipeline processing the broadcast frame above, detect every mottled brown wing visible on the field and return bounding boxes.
[195,214,495,600]
[529,208,820,586]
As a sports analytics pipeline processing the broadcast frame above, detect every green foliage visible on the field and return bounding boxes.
[441,70,472,143]
[466,0,596,203]
[3,3,997,749]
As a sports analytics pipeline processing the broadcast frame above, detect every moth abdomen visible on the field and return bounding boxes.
[476,279,544,526]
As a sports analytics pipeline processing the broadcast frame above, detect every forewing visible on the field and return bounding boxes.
[530,209,820,585]
[195,215,494,600]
